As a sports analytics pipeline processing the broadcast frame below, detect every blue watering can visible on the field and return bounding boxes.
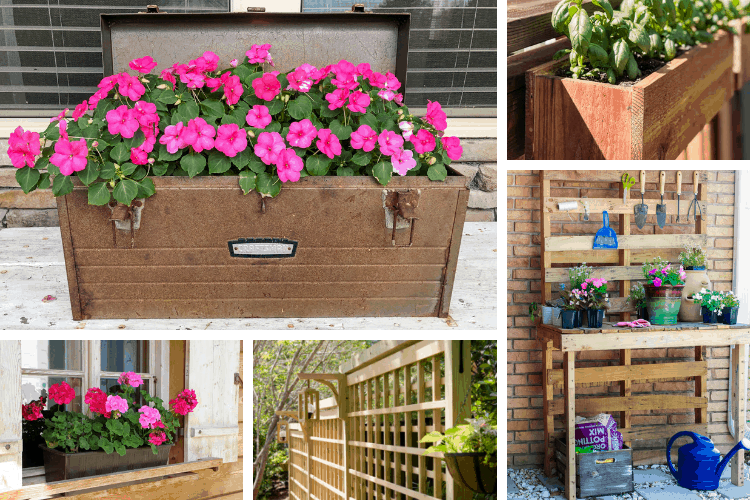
[667,431,750,490]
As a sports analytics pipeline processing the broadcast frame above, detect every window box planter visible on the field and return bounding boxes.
[58,175,469,319]
[443,452,497,495]
[40,444,173,482]
[526,31,733,159]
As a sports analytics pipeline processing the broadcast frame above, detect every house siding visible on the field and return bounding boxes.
[507,170,738,468]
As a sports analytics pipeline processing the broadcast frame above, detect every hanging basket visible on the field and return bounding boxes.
[443,452,497,495]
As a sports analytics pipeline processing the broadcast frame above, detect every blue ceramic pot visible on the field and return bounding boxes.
[587,309,604,329]
[561,310,577,329]
[701,306,718,324]
[722,307,738,325]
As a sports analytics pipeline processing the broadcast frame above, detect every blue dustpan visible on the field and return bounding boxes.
[593,211,618,249]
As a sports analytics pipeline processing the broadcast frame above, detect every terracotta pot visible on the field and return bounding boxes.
[645,284,684,325]
[680,268,710,322]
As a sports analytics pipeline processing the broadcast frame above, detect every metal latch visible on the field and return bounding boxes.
[383,189,420,247]
[109,199,145,248]
[234,373,243,387]
[351,4,366,12]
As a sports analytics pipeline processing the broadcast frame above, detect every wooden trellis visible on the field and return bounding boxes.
[279,340,473,500]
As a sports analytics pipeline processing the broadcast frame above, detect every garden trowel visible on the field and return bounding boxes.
[656,171,667,228]
[634,170,648,229]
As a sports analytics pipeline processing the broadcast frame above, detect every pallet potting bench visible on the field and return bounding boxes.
[536,170,750,499]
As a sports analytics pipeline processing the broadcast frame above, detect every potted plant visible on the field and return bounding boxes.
[22,395,50,468]
[419,418,497,495]
[642,258,686,325]
[560,287,586,328]
[7,37,469,320]
[581,277,609,328]
[39,372,198,481]
[629,282,649,321]
[722,291,740,325]
[678,245,710,321]
[692,288,725,324]
[526,0,735,159]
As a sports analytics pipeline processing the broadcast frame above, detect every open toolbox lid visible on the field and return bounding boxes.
[100,12,410,92]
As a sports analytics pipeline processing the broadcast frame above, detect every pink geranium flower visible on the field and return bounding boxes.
[316,129,341,159]
[129,56,157,74]
[410,128,436,154]
[214,123,247,157]
[184,117,216,153]
[224,75,243,105]
[148,431,167,446]
[72,100,88,120]
[117,73,146,101]
[105,395,128,417]
[276,148,304,183]
[424,100,448,131]
[254,131,286,166]
[117,371,144,388]
[441,136,463,160]
[84,388,110,417]
[159,122,187,154]
[252,73,281,101]
[246,105,272,129]
[350,125,377,152]
[377,129,403,156]
[106,105,140,138]
[170,389,198,415]
[347,91,370,113]
[49,381,75,406]
[286,119,317,148]
[391,148,417,176]
[325,88,349,110]
[246,43,273,65]
[138,405,162,429]
[50,138,88,176]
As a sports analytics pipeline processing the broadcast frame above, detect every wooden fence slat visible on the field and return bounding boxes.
[547,361,708,387]
[548,395,708,415]
[544,233,708,252]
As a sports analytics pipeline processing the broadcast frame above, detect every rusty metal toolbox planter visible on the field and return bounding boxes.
[50,12,472,320]
[41,444,173,482]
[526,31,734,160]
[59,175,469,319]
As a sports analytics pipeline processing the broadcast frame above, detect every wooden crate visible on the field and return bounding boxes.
[526,32,734,159]
[555,438,634,498]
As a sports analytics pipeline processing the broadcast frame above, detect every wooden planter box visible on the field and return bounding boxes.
[555,439,634,498]
[526,31,734,159]
[41,444,172,482]
[731,18,750,90]
[57,175,469,320]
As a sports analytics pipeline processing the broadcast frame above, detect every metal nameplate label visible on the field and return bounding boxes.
[228,238,297,258]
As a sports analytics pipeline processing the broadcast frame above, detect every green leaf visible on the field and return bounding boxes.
[266,121,282,133]
[629,26,650,53]
[230,148,253,169]
[113,178,139,206]
[151,162,168,176]
[100,162,117,180]
[181,153,207,177]
[158,143,183,162]
[121,422,131,437]
[256,171,281,198]
[551,0,571,33]
[266,99,284,116]
[319,105,340,119]
[110,142,130,164]
[87,182,112,206]
[336,166,354,176]
[122,129,145,150]
[372,161,393,186]
[120,162,138,176]
[38,172,51,190]
[208,151,233,174]
[114,442,126,457]
[247,158,266,174]
[351,151,372,166]
[137,178,156,198]
[288,97,313,120]
[305,155,331,176]
[238,170,257,194]
[329,119,352,140]
[553,48,572,60]
[592,0,613,19]
[52,174,74,197]
[664,37,677,60]
[626,53,640,80]
[427,163,448,181]
[76,161,100,186]
[569,9,592,56]
[359,113,379,130]
[15,167,40,194]
[587,43,609,68]
[612,39,630,75]
[200,99,225,118]
[79,436,90,450]
[157,91,178,105]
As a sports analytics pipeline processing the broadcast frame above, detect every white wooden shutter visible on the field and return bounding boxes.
[185,341,240,463]
[0,341,22,492]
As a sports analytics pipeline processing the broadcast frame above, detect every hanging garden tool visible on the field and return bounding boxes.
[634,170,648,229]
[656,171,667,229]
[676,171,682,222]
[621,173,636,204]
[593,211,618,249]
[687,171,702,222]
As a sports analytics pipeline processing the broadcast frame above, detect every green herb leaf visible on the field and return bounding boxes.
[592,0,613,19]
[15,167,40,194]
[569,9,592,56]
[87,182,112,206]
[551,0,571,33]
[612,39,630,75]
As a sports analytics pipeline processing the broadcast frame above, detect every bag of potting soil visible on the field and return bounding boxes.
[574,413,623,451]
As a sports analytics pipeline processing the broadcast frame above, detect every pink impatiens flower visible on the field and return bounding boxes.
[246,105,272,129]
[276,148,304,183]
[316,129,341,159]
[398,121,414,140]
[50,138,88,176]
[369,72,387,88]
[424,100,448,131]
[347,91,370,113]
[105,395,128,417]
[254,131,286,166]
[184,117,216,153]
[286,119,317,148]
[350,125,377,152]
[180,70,206,90]
[384,72,401,91]
[132,100,158,128]
[50,108,69,123]
[106,105,139,138]
[377,89,396,102]
[214,123,247,157]
[377,129,403,156]
[118,371,144,388]
[117,73,146,101]
[131,147,148,165]
[159,122,187,154]
[230,58,239,68]
[72,100,88,120]
[224,75,243,105]
[391,148,417,176]
[441,136,463,161]
[129,56,157,74]
[7,126,41,169]
[201,51,220,72]
[246,43,273,65]
[89,89,108,110]
[160,69,176,89]
[138,405,162,429]
[325,88,349,110]
[410,128,436,154]
[287,64,321,92]
[252,73,281,101]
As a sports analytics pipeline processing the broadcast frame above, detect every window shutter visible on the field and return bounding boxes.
[184,341,240,463]
[0,341,22,492]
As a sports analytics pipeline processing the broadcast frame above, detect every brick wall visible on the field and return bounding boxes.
[507,169,738,468]
[0,136,497,228]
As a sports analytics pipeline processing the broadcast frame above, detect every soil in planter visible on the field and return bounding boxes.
[554,47,690,87]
